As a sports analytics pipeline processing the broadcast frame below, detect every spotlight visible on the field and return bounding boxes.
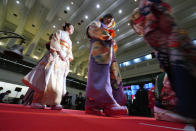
[85,15,88,19]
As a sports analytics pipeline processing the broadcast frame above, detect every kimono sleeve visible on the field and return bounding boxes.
[68,46,73,62]
[139,0,161,7]
[112,40,118,53]
[50,30,61,52]
[88,21,110,40]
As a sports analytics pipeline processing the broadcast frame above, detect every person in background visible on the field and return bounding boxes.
[61,92,72,109]
[22,23,74,110]
[130,0,196,123]
[75,92,85,110]
[148,81,156,116]
[0,90,11,103]
[23,34,53,106]
[85,13,128,116]
[135,84,149,116]
[18,95,24,104]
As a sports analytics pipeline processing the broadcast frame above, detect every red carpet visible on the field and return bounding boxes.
[0,103,195,131]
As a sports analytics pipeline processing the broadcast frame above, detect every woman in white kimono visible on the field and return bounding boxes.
[22,23,74,110]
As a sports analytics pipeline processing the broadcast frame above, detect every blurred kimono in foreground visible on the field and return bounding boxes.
[130,0,196,123]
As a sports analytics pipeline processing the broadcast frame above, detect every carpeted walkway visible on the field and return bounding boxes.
[0,103,195,131]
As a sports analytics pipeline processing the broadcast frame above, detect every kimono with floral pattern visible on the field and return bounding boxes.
[134,0,196,77]
[85,21,126,107]
[132,0,196,118]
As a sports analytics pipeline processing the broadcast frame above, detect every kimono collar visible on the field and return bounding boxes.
[101,23,109,30]
[101,22,116,38]
[100,21,116,30]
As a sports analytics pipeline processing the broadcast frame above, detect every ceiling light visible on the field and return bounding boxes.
[96,4,100,9]
[123,61,131,66]
[0,42,4,45]
[134,0,137,2]
[16,0,20,4]
[33,56,39,60]
[77,41,80,44]
[79,45,85,50]
[52,25,56,28]
[58,18,62,21]
[118,9,122,14]
[85,15,88,19]
[133,58,141,63]
[193,40,196,45]
[13,13,18,17]
[144,54,152,60]
[128,23,130,26]
[70,1,74,5]
[66,6,70,11]
[77,73,81,76]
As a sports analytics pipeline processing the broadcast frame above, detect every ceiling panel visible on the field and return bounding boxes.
[0,0,195,79]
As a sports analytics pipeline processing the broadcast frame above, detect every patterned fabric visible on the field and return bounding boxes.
[130,8,145,36]
[88,21,110,40]
[155,72,165,99]
[131,0,173,35]
[85,21,126,108]
[22,30,73,105]
[91,41,112,64]
[60,39,70,49]
[148,86,155,108]
[160,74,177,110]
[145,28,196,77]
[51,30,73,62]
[141,0,196,76]
[110,61,122,89]
[132,0,196,119]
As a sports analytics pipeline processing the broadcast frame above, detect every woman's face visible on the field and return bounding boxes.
[103,17,114,27]
[67,25,74,35]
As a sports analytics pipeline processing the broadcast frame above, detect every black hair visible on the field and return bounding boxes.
[45,34,53,50]
[86,26,91,39]
[152,79,156,85]
[62,23,72,31]
[49,34,53,40]
[6,90,11,94]
[100,14,114,23]
[139,83,144,89]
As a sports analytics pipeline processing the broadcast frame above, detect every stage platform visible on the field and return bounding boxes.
[0,103,195,131]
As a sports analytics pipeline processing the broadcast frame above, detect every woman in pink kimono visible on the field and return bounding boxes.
[130,0,196,123]
[22,23,74,110]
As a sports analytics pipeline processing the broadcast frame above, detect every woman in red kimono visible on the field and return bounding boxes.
[130,0,196,123]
